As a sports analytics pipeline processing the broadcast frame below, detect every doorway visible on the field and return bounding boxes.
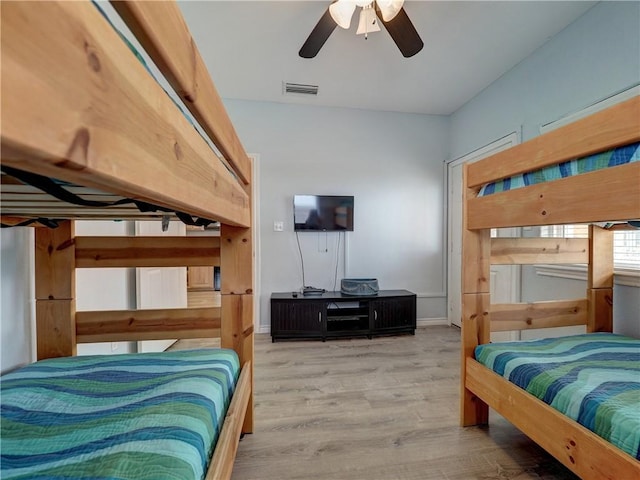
[446,133,519,328]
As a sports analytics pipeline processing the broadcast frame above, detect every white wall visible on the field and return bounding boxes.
[223,100,450,330]
[449,1,640,335]
[1,228,34,373]
[450,2,640,160]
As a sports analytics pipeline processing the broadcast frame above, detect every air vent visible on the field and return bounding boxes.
[283,82,319,96]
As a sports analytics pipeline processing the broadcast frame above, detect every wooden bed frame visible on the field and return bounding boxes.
[1,2,253,479]
[460,96,640,479]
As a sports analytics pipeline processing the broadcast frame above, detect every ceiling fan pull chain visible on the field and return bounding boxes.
[357,3,379,39]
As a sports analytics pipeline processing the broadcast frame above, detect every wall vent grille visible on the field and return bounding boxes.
[283,82,319,96]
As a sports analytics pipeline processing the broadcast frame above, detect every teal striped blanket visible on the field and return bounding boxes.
[1,348,240,480]
[475,333,640,459]
[478,142,640,196]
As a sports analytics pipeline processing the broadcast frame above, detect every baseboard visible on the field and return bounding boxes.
[417,317,448,327]
[256,324,271,334]
[257,318,448,335]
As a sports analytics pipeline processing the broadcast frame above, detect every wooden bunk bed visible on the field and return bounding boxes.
[1,2,253,479]
[460,96,640,479]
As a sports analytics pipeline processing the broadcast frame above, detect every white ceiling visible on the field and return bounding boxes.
[179,1,596,116]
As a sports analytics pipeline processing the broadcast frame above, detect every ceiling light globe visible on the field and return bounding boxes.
[376,0,404,22]
[329,0,357,29]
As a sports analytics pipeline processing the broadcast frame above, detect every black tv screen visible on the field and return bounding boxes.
[293,195,354,232]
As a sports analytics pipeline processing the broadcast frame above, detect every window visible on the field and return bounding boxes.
[614,229,640,269]
[540,224,588,240]
[538,225,640,286]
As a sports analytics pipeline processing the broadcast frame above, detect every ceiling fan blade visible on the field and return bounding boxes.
[299,7,337,58]
[375,6,423,58]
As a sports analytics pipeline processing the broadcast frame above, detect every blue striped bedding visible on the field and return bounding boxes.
[1,348,240,480]
[475,333,640,459]
[478,142,640,196]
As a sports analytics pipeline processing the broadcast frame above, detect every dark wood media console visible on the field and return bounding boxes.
[270,290,416,342]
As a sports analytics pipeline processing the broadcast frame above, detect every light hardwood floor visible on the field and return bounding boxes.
[172,326,579,480]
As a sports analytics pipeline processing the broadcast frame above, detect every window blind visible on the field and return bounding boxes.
[540,225,640,270]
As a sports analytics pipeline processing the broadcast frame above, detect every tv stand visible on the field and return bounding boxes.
[302,286,325,296]
[270,290,416,342]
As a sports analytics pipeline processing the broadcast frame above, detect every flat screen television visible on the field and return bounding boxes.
[293,195,354,232]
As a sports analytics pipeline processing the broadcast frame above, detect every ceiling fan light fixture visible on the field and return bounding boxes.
[356,5,381,36]
[329,0,356,29]
[376,0,404,22]
[300,0,422,58]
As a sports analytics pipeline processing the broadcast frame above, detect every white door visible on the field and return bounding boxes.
[447,133,519,328]
[135,220,187,352]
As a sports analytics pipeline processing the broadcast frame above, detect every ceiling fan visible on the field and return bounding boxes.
[299,0,423,59]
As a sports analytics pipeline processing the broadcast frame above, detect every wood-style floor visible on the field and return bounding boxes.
[172,326,579,480]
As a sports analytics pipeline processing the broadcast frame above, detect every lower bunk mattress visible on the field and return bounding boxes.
[475,333,640,459]
[1,348,240,480]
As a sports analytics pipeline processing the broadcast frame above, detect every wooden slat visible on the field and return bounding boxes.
[76,307,220,343]
[491,237,588,265]
[1,216,50,227]
[1,178,121,196]
[4,206,163,215]
[467,162,640,229]
[1,178,127,196]
[206,362,252,480]
[75,236,220,267]
[490,299,588,332]
[2,194,122,203]
[4,212,180,221]
[467,96,640,188]
[1,1,249,227]
[466,359,640,480]
[111,1,252,186]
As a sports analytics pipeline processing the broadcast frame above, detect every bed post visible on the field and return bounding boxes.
[460,165,491,426]
[587,225,613,333]
[220,156,254,435]
[34,220,76,359]
[221,224,254,434]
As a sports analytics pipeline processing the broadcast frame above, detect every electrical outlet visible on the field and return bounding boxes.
[274,221,284,232]
[111,342,118,352]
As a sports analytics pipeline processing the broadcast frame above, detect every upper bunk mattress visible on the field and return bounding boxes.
[475,333,640,459]
[478,142,640,196]
[1,348,240,480]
